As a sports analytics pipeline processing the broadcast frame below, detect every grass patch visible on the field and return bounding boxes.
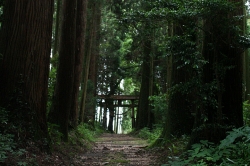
[109,159,129,164]
[135,126,163,146]
[107,152,129,165]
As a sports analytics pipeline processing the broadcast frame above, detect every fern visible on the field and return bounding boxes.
[166,126,250,166]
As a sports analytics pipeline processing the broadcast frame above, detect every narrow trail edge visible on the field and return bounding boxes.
[75,133,160,166]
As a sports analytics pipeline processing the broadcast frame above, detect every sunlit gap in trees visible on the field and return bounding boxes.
[96,79,132,134]
[246,1,250,14]
[96,106,126,134]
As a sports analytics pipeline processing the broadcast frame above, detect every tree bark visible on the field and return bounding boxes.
[188,0,244,147]
[136,21,152,130]
[69,0,88,128]
[242,0,250,101]
[0,0,53,142]
[79,1,96,124]
[222,0,244,127]
[164,24,194,139]
[51,0,62,67]
[49,0,77,141]
[87,1,102,127]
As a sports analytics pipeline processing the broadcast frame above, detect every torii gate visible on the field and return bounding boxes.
[97,95,139,129]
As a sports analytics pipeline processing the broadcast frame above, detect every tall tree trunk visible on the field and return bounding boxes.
[87,1,102,127]
[49,0,77,141]
[222,0,244,127]
[79,1,96,123]
[116,106,120,133]
[164,24,194,139]
[69,0,88,128]
[107,99,115,132]
[0,0,53,142]
[188,0,244,147]
[166,22,173,89]
[103,104,107,129]
[107,80,121,132]
[245,51,250,101]
[136,21,152,130]
[243,0,250,101]
[51,0,62,68]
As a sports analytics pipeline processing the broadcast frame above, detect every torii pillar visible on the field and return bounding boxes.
[103,103,107,129]
[131,99,136,128]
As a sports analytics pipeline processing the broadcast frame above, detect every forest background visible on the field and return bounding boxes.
[1,0,250,165]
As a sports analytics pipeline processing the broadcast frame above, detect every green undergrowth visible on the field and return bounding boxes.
[132,126,189,165]
[0,107,22,164]
[134,126,163,146]
[164,126,250,166]
[50,122,105,151]
[243,100,250,126]
[1,108,105,166]
[76,123,99,142]
[45,122,105,165]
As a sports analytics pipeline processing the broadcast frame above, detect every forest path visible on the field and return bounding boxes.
[74,133,160,166]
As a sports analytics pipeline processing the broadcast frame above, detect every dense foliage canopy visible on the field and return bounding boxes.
[1,0,250,165]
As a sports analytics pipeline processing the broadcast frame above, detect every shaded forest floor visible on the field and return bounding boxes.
[76,133,162,166]
[4,125,250,165]
[4,132,173,165]
[56,133,168,166]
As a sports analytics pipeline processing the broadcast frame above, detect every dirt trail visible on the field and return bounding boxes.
[75,133,160,166]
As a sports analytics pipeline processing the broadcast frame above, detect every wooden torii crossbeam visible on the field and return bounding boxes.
[96,95,139,128]
[97,95,139,107]
[97,95,139,100]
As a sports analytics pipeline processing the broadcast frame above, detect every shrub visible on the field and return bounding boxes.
[149,94,168,125]
[0,107,16,163]
[165,126,250,166]
[0,108,25,164]
[0,134,16,163]
[76,123,104,142]
[48,123,63,145]
[138,126,163,145]
[243,100,250,126]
